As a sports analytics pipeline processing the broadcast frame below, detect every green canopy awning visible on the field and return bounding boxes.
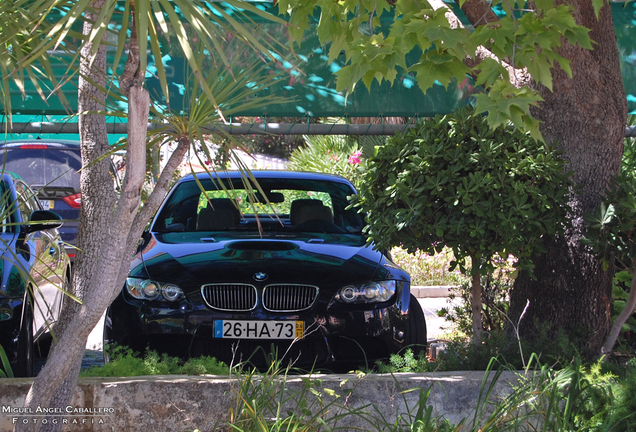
[2,2,634,119]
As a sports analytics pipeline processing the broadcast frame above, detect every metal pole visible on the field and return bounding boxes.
[1,122,412,136]
[3,122,636,137]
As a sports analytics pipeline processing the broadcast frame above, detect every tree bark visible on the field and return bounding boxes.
[506,0,627,359]
[15,2,154,430]
[450,0,627,358]
[15,1,110,430]
[471,261,483,345]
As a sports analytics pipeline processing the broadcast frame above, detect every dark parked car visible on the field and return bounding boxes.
[106,171,426,371]
[0,140,82,260]
[0,140,121,262]
[0,171,70,377]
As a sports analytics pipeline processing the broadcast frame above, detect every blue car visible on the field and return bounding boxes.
[106,171,426,371]
[0,140,83,261]
[0,172,70,377]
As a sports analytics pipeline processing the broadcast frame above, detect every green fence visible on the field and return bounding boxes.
[2,2,635,119]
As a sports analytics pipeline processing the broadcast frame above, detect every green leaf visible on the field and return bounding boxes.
[474,58,507,88]
[410,53,470,92]
[335,63,371,92]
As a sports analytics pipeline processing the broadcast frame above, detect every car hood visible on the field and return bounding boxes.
[132,232,389,292]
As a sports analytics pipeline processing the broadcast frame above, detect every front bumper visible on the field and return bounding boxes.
[107,291,409,370]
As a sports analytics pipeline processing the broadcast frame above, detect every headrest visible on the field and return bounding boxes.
[290,199,333,226]
[197,198,240,230]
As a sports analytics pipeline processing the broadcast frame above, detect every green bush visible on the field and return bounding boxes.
[80,346,228,377]
[288,135,366,187]
[355,107,571,273]
[355,106,572,342]
[376,348,428,373]
[608,358,636,431]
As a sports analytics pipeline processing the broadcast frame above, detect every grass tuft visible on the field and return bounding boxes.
[80,345,229,377]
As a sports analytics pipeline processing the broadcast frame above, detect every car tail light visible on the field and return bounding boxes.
[20,144,48,149]
[62,193,82,208]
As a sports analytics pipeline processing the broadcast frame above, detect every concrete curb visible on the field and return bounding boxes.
[1,371,517,431]
[411,285,456,298]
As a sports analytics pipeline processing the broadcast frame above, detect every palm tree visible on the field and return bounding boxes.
[0,1,72,119]
[2,2,291,431]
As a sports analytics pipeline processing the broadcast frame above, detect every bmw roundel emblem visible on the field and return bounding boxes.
[253,272,268,282]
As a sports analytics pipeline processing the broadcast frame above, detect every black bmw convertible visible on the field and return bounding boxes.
[106,170,426,371]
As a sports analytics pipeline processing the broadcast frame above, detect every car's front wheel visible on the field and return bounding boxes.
[405,294,427,357]
[13,293,34,377]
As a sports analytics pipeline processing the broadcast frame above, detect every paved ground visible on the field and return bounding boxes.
[419,297,460,341]
[34,296,458,373]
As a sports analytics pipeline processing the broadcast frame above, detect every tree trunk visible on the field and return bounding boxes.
[15,2,152,430]
[15,1,110,430]
[507,0,627,359]
[16,21,191,428]
[471,263,483,345]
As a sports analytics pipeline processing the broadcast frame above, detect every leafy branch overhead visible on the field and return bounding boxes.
[278,0,594,139]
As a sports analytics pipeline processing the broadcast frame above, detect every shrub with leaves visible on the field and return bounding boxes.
[608,358,636,432]
[288,135,365,188]
[376,348,426,373]
[355,106,572,343]
[584,171,636,356]
[439,254,516,338]
[609,270,636,353]
[81,346,228,377]
[584,114,636,357]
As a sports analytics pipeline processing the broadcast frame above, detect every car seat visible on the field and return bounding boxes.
[290,199,333,227]
[197,198,240,231]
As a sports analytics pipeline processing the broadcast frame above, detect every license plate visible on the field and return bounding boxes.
[214,320,304,340]
[39,200,53,210]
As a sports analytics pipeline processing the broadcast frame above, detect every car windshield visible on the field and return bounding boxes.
[153,176,365,235]
[0,148,81,189]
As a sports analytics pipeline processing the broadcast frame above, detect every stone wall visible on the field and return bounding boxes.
[1,371,517,431]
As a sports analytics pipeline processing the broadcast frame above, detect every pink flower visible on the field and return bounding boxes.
[348,150,362,165]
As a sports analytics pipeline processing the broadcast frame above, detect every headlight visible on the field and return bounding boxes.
[126,278,184,302]
[334,280,396,304]
[161,284,183,302]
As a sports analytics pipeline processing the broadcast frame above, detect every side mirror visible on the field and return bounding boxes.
[24,210,63,233]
